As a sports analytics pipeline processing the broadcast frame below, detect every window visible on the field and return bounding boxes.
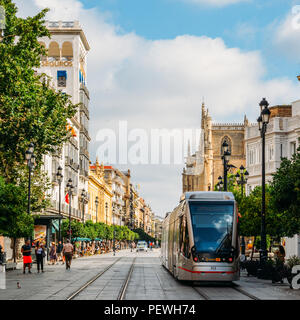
[57,70,67,87]
[280,144,283,158]
[290,142,296,157]
[48,41,60,60]
[179,215,190,258]
[61,41,73,61]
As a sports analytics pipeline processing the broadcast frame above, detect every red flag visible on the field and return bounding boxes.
[65,193,69,204]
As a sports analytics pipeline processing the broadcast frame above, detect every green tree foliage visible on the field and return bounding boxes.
[133,228,155,242]
[0,0,77,183]
[61,219,85,239]
[0,176,34,238]
[271,142,300,237]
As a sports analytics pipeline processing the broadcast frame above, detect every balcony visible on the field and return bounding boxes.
[80,104,89,119]
[80,169,89,178]
[80,126,90,140]
[80,147,89,159]
[65,156,79,172]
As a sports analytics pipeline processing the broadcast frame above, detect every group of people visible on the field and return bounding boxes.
[21,239,74,274]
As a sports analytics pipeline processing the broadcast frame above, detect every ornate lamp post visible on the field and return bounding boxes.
[95,196,99,223]
[66,178,74,242]
[81,189,88,223]
[56,166,63,243]
[25,143,35,215]
[235,165,249,257]
[235,165,249,196]
[257,98,271,266]
[221,141,231,191]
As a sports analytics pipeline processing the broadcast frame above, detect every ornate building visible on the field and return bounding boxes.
[182,103,247,192]
[89,159,113,224]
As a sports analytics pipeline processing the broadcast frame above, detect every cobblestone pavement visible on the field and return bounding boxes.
[0,249,299,300]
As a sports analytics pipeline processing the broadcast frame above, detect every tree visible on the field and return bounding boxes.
[271,142,300,237]
[0,176,34,261]
[0,0,77,183]
[61,219,85,239]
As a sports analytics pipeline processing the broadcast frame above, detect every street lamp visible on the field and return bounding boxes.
[257,98,271,266]
[66,178,74,242]
[56,166,63,243]
[95,196,99,223]
[25,143,35,215]
[235,165,249,257]
[221,141,231,191]
[235,165,249,196]
[81,189,88,223]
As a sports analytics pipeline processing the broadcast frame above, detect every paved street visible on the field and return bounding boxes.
[1,249,300,300]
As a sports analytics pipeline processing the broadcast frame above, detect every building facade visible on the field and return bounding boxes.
[182,103,246,192]
[36,21,90,244]
[245,102,300,258]
[89,160,113,224]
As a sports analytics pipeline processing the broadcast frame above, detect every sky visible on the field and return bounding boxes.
[15,0,300,218]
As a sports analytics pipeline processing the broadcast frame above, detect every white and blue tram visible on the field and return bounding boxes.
[161,192,240,282]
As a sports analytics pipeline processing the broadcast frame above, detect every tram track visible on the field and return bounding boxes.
[117,257,136,300]
[66,255,136,300]
[192,283,260,300]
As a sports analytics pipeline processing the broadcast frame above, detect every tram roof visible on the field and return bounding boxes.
[181,191,235,201]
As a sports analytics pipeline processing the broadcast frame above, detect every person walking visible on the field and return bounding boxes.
[35,242,45,273]
[63,239,73,270]
[49,242,57,265]
[56,241,63,264]
[21,240,32,274]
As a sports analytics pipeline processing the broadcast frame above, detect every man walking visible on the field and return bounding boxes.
[63,239,73,270]
[21,240,32,274]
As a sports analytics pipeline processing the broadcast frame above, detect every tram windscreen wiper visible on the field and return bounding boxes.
[215,232,232,254]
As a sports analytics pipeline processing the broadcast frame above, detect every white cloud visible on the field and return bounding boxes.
[274,7,300,61]
[15,0,300,217]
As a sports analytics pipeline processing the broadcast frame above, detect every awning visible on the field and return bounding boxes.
[51,220,60,232]
[72,237,91,241]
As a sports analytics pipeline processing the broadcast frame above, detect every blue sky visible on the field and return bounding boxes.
[80,0,298,81]
[20,0,300,217]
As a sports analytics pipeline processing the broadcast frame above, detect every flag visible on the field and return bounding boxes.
[65,193,69,204]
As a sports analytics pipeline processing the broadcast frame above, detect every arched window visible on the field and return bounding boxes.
[61,41,73,61]
[221,136,232,155]
[48,41,60,61]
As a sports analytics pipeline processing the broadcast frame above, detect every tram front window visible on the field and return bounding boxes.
[189,202,234,253]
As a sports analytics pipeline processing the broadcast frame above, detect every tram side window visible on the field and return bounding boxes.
[179,216,190,258]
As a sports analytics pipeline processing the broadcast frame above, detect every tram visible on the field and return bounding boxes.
[161,191,240,282]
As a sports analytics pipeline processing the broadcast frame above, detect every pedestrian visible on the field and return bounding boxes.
[49,242,57,265]
[276,245,286,263]
[56,241,63,264]
[35,242,45,273]
[63,239,73,270]
[21,239,32,274]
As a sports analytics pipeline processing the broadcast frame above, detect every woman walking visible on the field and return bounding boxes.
[49,242,57,265]
[35,242,45,273]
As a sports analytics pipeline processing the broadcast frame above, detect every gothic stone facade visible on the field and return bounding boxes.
[182,103,246,192]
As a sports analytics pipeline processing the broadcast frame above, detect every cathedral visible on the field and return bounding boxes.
[182,103,247,192]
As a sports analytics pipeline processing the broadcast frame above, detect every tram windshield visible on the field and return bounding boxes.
[189,201,234,253]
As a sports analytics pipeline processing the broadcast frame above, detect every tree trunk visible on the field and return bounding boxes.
[251,236,256,261]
